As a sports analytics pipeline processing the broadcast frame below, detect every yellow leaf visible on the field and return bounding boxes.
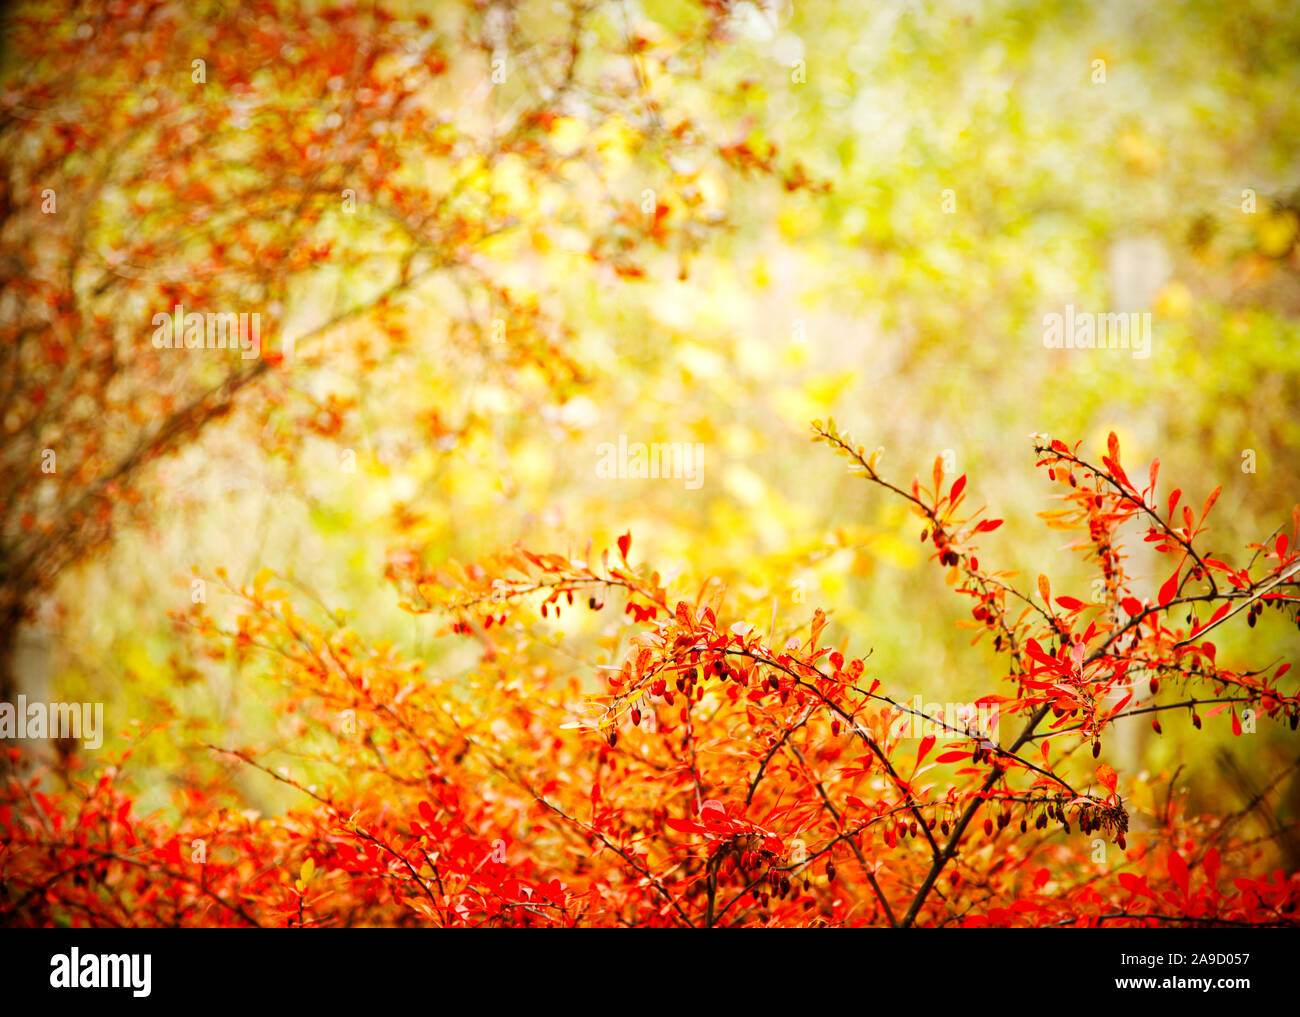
[1258,209,1298,258]
[548,116,587,157]
[1153,280,1192,319]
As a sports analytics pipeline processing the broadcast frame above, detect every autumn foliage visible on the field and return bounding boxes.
[4,427,1299,927]
[0,0,815,696]
[3,0,1299,933]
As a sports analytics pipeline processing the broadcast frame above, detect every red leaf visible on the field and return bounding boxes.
[1055,595,1085,611]
[950,474,967,501]
[159,837,183,867]
[1025,638,1062,672]
[1168,850,1189,898]
[1107,457,1134,492]
[935,749,970,763]
[1158,570,1179,607]
[1204,847,1221,887]
[617,531,632,561]
[917,734,935,765]
[1095,763,1117,793]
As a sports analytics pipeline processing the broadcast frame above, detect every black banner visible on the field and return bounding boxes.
[0,928,1288,1006]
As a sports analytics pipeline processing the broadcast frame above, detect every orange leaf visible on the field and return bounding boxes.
[1200,485,1222,524]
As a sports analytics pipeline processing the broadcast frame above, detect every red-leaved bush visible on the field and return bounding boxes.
[3,426,1299,926]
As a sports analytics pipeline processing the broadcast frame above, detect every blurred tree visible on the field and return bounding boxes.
[0,0,810,700]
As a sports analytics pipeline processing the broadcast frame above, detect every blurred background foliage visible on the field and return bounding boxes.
[12,0,1298,825]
